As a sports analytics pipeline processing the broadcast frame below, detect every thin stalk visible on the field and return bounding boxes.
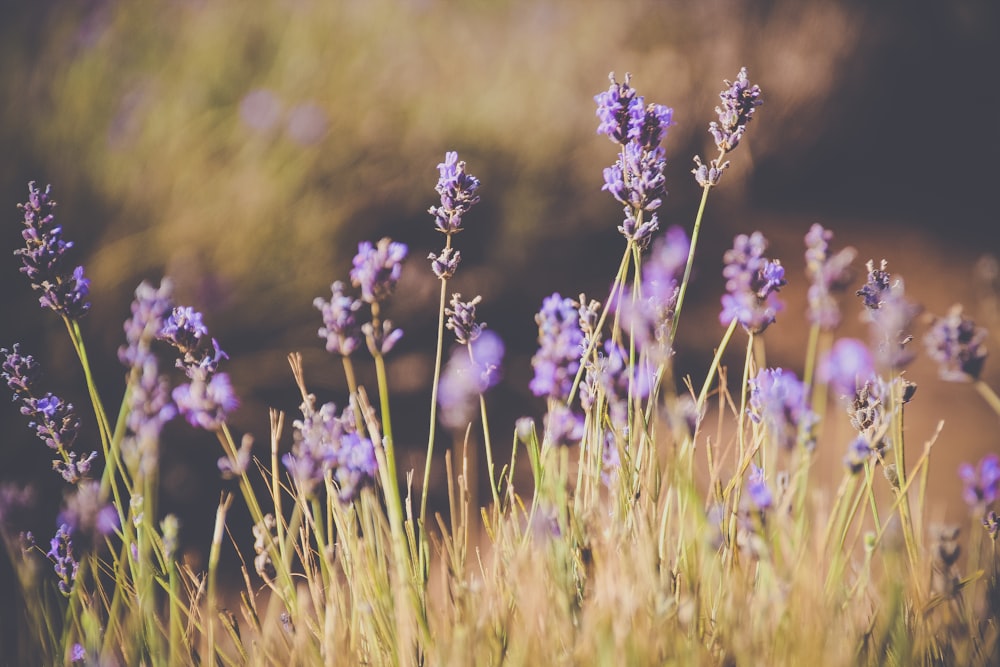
[975,379,1000,417]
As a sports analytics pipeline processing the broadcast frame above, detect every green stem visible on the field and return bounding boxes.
[420,263,451,537]
[975,379,1000,417]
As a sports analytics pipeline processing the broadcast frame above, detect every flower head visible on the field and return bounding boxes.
[428,246,462,280]
[445,293,485,345]
[350,237,408,304]
[530,293,584,401]
[747,464,773,511]
[708,67,763,153]
[158,305,229,380]
[818,338,875,397]
[172,372,238,431]
[858,261,920,370]
[720,231,786,333]
[804,224,856,329]
[438,329,505,430]
[14,182,91,319]
[924,304,988,381]
[314,281,363,357]
[429,151,481,234]
[119,279,175,368]
[2,343,40,400]
[748,368,817,451]
[47,523,78,596]
[959,454,1000,509]
[856,259,892,310]
[595,72,641,144]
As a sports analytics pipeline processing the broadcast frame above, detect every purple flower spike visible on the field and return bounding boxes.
[924,304,988,381]
[14,182,91,320]
[818,338,875,397]
[438,329,505,430]
[708,67,763,153]
[350,237,408,304]
[119,279,175,368]
[173,373,238,431]
[747,464,773,511]
[595,72,640,144]
[2,344,40,400]
[428,246,462,280]
[804,224,856,330]
[530,293,584,401]
[720,231,786,334]
[47,523,78,596]
[314,281,362,357]
[748,368,817,451]
[445,293,485,345]
[959,454,1000,509]
[429,151,481,234]
[856,259,892,310]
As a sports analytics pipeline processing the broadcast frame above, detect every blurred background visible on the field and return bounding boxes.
[1,0,998,589]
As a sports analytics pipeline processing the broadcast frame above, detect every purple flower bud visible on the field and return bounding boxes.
[692,155,729,187]
[47,523,78,596]
[350,238,408,304]
[362,320,404,356]
[707,67,762,153]
[542,403,585,448]
[119,279,175,368]
[23,393,81,452]
[720,232,786,334]
[924,304,988,381]
[595,72,640,144]
[858,263,921,370]
[14,182,92,320]
[804,224,856,330]
[856,259,891,310]
[428,246,462,279]
[172,372,238,431]
[438,330,504,430]
[959,454,1000,509]
[314,281,362,357]
[2,343,40,400]
[529,293,584,401]
[748,368,816,451]
[747,464,773,511]
[445,294,485,345]
[429,152,481,234]
[818,338,875,397]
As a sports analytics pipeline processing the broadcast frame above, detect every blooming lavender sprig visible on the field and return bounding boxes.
[428,151,481,235]
[804,224,856,330]
[596,74,674,246]
[747,368,817,450]
[746,463,773,511]
[438,330,505,430]
[720,231,786,334]
[47,523,78,596]
[530,293,584,401]
[959,453,1000,510]
[119,279,175,368]
[14,182,91,320]
[428,246,461,280]
[924,304,989,381]
[445,293,485,345]
[172,373,238,431]
[2,343,40,401]
[708,67,763,153]
[315,281,363,357]
[284,397,377,502]
[351,238,408,304]
[857,260,921,370]
[818,338,876,397]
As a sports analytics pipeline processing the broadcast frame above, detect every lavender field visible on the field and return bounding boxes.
[1,2,998,665]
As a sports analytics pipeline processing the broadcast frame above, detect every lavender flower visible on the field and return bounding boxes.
[748,368,816,451]
[24,393,81,453]
[746,464,773,511]
[692,155,729,187]
[428,151,481,234]
[119,279,175,368]
[47,523,78,595]
[350,238,408,304]
[314,281,363,357]
[445,293,485,345]
[172,372,238,431]
[617,226,690,360]
[708,67,763,153]
[14,182,91,320]
[595,72,641,144]
[284,398,377,501]
[362,319,404,356]
[438,330,504,430]
[58,479,119,542]
[804,224,856,329]
[858,261,921,369]
[924,304,988,381]
[530,293,584,401]
[818,338,875,397]
[856,260,892,310]
[720,231,786,334]
[158,305,229,381]
[2,343,40,400]
[843,435,877,474]
[542,403,585,447]
[959,454,1000,509]
[53,451,98,485]
[123,356,177,475]
[428,246,462,280]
